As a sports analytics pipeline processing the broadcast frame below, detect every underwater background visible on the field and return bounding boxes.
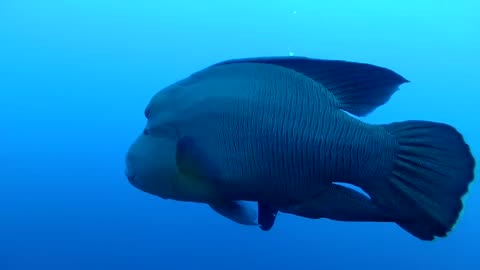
[1,0,479,269]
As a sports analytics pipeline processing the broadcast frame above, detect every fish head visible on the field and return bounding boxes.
[126,80,217,202]
[125,85,187,200]
[125,88,182,199]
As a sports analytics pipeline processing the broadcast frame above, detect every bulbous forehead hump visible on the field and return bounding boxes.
[144,84,183,119]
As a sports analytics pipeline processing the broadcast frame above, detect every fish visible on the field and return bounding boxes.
[125,56,476,241]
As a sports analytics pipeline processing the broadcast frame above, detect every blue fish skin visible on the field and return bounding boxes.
[147,62,394,204]
[128,57,475,241]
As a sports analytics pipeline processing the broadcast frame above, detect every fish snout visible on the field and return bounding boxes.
[125,160,135,183]
[125,151,139,186]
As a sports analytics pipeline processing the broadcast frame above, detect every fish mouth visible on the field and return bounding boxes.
[125,168,146,192]
[125,168,135,183]
[125,159,148,193]
[125,158,137,185]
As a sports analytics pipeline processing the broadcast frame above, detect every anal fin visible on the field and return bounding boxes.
[284,184,396,222]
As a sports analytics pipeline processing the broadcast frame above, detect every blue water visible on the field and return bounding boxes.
[1,1,479,269]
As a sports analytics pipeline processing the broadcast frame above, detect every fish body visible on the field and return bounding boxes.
[125,57,476,241]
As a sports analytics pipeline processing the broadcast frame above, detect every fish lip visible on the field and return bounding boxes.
[125,168,136,184]
[125,159,136,184]
[126,170,145,192]
[125,161,147,192]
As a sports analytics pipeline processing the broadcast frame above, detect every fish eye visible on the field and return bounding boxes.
[150,124,180,139]
[144,107,151,119]
[143,128,150,135]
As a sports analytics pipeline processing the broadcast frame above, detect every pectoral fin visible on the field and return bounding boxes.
[284,183,395,222]
[209,200,258,226]
[176,136,221,181]
[175,136,221,201]
[258,202,278,231]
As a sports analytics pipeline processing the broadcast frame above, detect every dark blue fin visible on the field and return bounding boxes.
[284,184,395,222]
[258,202,278,231]
[212,56,409,116]
[209,201,258,226]
[176,136,220,181]
[361,121,476,241]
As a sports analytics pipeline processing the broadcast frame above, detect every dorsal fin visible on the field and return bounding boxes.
[212,56,409,116]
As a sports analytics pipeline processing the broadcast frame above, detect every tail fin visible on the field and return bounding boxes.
[365,120,475,240]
